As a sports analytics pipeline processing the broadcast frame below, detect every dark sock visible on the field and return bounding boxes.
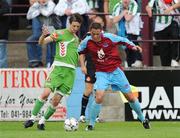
[81,94,89,116]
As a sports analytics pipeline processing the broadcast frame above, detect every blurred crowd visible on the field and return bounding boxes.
[0,0,179,68]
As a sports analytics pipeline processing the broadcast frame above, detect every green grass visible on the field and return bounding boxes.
[0,121,180,138]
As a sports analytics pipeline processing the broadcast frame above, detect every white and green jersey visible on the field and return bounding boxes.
[50,29,79,69]
[148,0,173,32]
[112,0,138,34]
[112,0,138,17]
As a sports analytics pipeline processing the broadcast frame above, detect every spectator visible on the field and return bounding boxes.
[26,0,56,68]
[146,0,179,66]
[86,0,111,30]
[0,0,10,68]
[54,0,90,39]
[112,0,143,67]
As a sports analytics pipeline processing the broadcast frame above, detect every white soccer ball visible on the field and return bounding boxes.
[64,117,79,131]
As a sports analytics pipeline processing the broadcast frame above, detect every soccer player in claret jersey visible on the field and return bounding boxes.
[24,13,83,130]
[78,22,150,131]
[79,16,106,123]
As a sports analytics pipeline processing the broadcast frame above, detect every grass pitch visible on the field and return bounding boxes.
[0,121,179,138]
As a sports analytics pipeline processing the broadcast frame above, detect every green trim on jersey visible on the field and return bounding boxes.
[50,29,79,68]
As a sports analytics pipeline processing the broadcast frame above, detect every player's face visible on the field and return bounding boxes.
[123,0,130,8]
[39,0,47,5]
[69,21,81,34]
[90,28,102,42]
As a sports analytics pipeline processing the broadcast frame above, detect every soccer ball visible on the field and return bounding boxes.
[64,117,79,131]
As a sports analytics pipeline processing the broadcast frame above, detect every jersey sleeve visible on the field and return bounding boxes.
[78,36,91,54]
[103,33,136,49]
[50,30,62,41]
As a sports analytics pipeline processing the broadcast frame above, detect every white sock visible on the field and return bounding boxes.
[38,116,45,124]
[30,115,36,121]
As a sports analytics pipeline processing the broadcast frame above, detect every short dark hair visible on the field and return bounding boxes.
[89,22,102,30]
[69,13,83,24]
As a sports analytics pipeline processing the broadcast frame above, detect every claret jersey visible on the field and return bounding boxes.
[78,33,136,72]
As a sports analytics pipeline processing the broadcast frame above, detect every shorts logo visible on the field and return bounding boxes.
[124,84,129,89]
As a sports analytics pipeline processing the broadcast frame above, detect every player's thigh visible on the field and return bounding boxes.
[111,68,131,93]
[94,72,109,91]
[95,90,105,103]
[45,66,75,94]
[45,65,63,91]
[85,64,96,84]
[57,68,76,95]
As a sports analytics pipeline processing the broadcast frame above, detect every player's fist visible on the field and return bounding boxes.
[42,25,50,36]
[132,46,142,53]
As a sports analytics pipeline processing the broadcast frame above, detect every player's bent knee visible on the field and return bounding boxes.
[127,96,137,103]
[51,93,62,106]
[124,92,137,102]
[95,96,103,104]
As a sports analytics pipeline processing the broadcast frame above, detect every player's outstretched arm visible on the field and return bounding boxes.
[39,25,53,46]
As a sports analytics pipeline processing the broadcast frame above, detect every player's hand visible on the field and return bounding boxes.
[132,46,142,53]
[42,25,50,36]
[81,66,87,75]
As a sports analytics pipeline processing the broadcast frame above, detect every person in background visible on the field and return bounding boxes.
[24,13,83,130]
[146,0,180,67]
[26,0,56,68]
[112,0,143,67]
[0,0,10,68]
[86,0,111,30]
[78,22,150,131]
[54,0,90,39]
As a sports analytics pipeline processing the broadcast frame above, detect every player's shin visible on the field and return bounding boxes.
[31,98,45,120]
[81,94,89,116]
[43,104,56,120]
[89,101,102,127]
[129,99,145,122]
